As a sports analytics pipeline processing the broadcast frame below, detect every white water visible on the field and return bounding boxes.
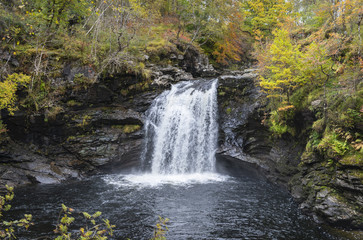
[104,173,229,188]
[142,79,219,176]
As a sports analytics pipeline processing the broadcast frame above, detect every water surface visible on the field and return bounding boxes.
[9,173,348,240]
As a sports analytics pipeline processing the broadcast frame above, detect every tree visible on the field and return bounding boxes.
[211,2,252,65]
[242,0,293,41]
[301,41,335,88]
[29,0,91,32]
[259,28,303,103]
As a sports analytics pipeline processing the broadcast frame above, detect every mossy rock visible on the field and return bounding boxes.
[67,100,82,107]
[339,153,363,167]
[112,124,141,134]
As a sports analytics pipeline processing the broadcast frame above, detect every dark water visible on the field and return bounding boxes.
[8,173,349,240]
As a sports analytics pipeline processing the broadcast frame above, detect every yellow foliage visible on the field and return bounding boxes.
[278,105,295,112]
[259,28,303,102]
[0,73,30,115]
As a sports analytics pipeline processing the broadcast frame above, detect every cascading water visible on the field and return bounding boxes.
[142,79,219,175]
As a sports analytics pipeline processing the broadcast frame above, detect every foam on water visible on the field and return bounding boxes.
[103,173,230,188]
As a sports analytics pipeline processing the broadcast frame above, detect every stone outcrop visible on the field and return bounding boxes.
[216,69,363,230]
[0,106,146,186]
[289,151,363,229]
[217,70,303,185]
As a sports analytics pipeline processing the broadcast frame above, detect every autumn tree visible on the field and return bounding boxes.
[242,0,294,41]
[259,28,303,103]
[294,0,362,93]
[211,5,252,66]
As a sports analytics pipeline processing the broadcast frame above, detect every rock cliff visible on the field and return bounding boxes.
[0,50,362,229]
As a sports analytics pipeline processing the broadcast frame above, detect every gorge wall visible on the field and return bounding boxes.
[217,71,363,230]
[0,48,362,230]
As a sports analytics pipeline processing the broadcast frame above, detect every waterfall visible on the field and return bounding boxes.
[143,79,219,175]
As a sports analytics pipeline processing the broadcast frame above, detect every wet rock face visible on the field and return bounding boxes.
[0,142,80,186]
[0,45,216,187]
[1,66,155,188]
[176,43,217,78]
[60,108,144,171]
[290,156,363,229]
[1,106,145,186]
[217,70,302,185]
[314,191,361,227]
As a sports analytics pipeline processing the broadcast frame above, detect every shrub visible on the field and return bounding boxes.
[0,185,33,239]
[312,119,325,133]
[317,130,350,158]
[151,216,169,240]
[0,73,30,115]
[269,118,289,137]
[268,107,296,137]
[54,204,115,240]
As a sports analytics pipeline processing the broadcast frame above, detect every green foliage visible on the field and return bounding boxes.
[268,106,296,137]
[146,38,175,63]
[269,118,289,137]
[22,78,52,113]
[0,185,33,239]
[305,130,321,153]
[26,0,91,31]
[339,108,363,128]
[289,86,310,110]
[259,29,336,105]
[0,5,29,44]
[317,130,351,158]
[300,41,335,87]
[208,1,252,66]
[54,204,115,240]
[303,80,363,162]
